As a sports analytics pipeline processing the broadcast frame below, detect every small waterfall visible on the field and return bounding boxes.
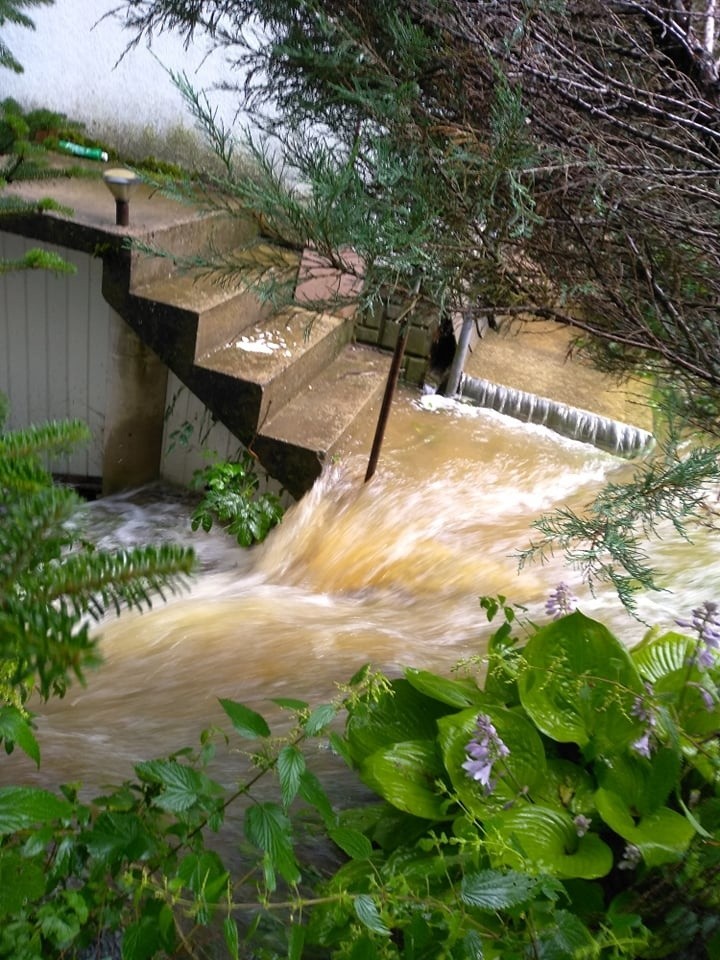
[458,374,654,457]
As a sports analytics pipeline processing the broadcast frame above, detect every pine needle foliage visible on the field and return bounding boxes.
[0,411,195,702]
[0,0,52,73]
[116,0,720,609]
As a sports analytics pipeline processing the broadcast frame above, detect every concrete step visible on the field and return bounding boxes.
[196,305,354,427]
[132,244,300,358]
[128,206,263,288]
[253,343,392,498]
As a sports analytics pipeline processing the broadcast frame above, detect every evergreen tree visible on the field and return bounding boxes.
[117,0,720,608]
[0,406,194,753]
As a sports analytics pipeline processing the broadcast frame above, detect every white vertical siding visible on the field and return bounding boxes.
[0,232,111,477]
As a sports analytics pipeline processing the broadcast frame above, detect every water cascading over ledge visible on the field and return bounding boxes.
[458,374,654,457]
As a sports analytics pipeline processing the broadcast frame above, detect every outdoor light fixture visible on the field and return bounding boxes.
[102,168,140,226]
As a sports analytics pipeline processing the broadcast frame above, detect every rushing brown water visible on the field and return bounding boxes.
[3,389,718,792]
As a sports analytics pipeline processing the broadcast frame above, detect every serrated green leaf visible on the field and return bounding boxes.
[245,802,300,886]
[83,810,155,865]
[288,922,305,960]
[223,917,239,960]
[304,703,336,735]
[464,930,485,959]
[0,786,72,833]
[278,744,306,808]
[298,768,335,825]
[134,759,221,814]
[122,916,160,960]
[535,909,596,960]
[219,698,271,738]
[271,697,309,711]
[354,894,390,936]
[329,826,373,860]
[0,850,46,917]
[0,706,40,766]
[177,851,229,903]
[461,869,538,911]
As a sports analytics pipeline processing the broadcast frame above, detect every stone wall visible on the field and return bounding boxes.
[354,296,440,386]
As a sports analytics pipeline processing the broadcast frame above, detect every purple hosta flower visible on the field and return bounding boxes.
[573,814,592,837]
[687,681,716,712]
[545,582,578,620]
[462,713,510,794]
[676,601,720,669]
[631,684,658,759]
[618,844,642,871]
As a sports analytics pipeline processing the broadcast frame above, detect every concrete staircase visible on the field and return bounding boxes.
[102,208,391,499]
[2,174,392,497]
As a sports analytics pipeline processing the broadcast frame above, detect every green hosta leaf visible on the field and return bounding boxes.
[632,631,720,735]
[345,678,451,766]
[0,850,46,917]
[329,826,373,860]
[595,747,681,816]
[594,788,696,867]
[518,612,644,754]
[438,705,546,817]
[487,804,613,879]
[245,802,300,886]
[277,745,306,808]
[539,759,596,815]
[461,869,539,911]
[360,739,447,820]
[631,630,693,683]
[0,706,40,766]
[404,668,482,707]
[354,894,390,936]
[0,786,72,833]
[219,698,271,738]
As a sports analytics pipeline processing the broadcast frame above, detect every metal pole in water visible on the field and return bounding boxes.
[364,321,409,483]
[365,277,422,483]
[445,310,475,397]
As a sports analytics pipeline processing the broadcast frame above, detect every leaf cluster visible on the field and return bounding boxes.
[190,453,284,547]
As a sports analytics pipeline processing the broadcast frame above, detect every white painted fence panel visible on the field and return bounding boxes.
[0,232,111,477]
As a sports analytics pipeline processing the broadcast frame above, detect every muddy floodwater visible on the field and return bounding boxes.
[4,390,718,794]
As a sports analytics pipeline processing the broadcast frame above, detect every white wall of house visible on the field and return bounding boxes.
[2,0,243,138]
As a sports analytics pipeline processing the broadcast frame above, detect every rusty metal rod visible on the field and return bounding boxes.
[364,320,409,483]
[365,277,422,483]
